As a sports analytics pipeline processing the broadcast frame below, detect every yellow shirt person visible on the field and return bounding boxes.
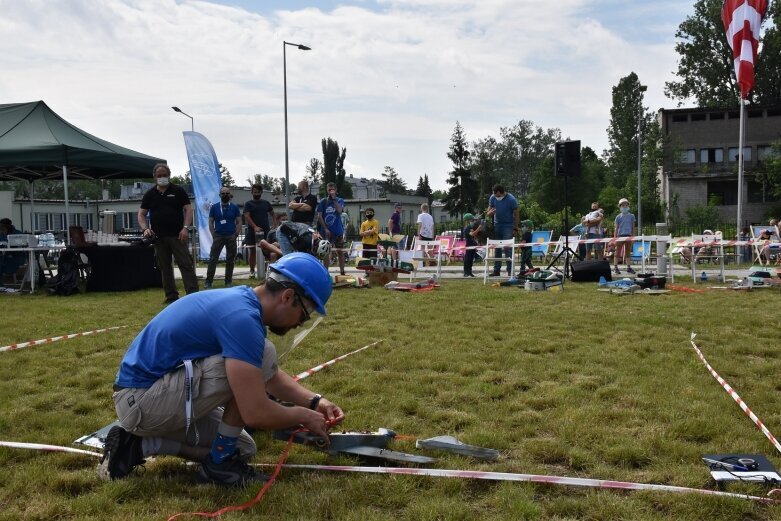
[359,209,380,259]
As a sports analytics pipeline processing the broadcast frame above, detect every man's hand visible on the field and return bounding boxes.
[299,407,331,440]
[178,228,189,242]
[315,398,345,425]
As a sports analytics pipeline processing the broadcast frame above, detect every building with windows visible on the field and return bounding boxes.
[658,106,781,226]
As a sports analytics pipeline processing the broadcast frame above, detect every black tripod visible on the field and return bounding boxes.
[546,174,579,280]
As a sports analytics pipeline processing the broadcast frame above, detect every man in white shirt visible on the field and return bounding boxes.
[416,203,435,241]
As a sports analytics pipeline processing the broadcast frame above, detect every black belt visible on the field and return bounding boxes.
[113,384,127,392]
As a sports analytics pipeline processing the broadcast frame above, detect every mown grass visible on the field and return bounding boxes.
[1,279,781,520]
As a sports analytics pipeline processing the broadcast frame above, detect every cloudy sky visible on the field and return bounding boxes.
[1,0,695,191]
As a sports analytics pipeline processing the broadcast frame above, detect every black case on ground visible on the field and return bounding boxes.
[570,259,612,282]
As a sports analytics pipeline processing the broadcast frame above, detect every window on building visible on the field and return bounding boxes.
[727,146,752,162]
[672,114,688,123]
[747,179,781,203]
[757,145,777,163]
[709,112,725,120]
[675,149,696,164]
[748,109,764,118]
[691,113,706,122]
[728,111,740,119]
[706,181,737,205]
[700,148,724,163]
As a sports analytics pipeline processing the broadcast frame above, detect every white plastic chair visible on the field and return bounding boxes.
[482,238,516,284]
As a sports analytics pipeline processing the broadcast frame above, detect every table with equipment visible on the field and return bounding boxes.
[78,244,162,292]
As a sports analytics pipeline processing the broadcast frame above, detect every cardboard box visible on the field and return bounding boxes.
[368,271,398,287]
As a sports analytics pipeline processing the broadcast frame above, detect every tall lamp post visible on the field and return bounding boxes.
[171,106,194,131]
[283,41,311,217]
[636,84,647,235]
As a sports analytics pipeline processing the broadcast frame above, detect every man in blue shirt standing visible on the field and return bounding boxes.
[100,253,343,487]
[204,187,242,288]
[317,182,346,275]
[486,184,519,276]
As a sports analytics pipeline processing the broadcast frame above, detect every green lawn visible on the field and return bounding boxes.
[1,279,781,520]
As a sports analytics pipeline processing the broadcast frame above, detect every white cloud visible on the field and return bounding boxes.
[0,0,685,191]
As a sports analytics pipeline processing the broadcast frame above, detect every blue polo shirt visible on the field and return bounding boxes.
[488,193,518,226]
[317,196,345,236]
[209,201,242,236]
[115,286,266,388]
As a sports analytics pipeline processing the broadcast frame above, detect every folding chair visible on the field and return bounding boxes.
[434,235,455,265]
[482,238,516,284]
[347,241,363,264]
[530,230,552,261]
[691,233,725,283]
[629,240,652,272]
[451,240,466,262]
[751,225,779,266]
[409,238,442,280]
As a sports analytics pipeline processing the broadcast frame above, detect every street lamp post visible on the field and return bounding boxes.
[171,106,194,131]
[283,41,311,218]
[637,85,647,235]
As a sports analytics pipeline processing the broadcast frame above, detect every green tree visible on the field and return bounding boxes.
[380,166,407,195]
[665,0,781,106]
[320,138,352,198]
[442,122,478,218]
[497,120,560,197]
[305,158,322,184]
[604,73,651,187]
[415,174,434,209]
[471,137,501,204]
[219,163,234,187]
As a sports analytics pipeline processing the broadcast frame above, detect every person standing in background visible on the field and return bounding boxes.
[138,163,199,304]
[243,184,275,279]
[204,187,242,288]
[486,184,519,277]
[289,180,318,225]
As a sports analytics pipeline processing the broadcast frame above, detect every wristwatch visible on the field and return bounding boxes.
[308,394,322,410]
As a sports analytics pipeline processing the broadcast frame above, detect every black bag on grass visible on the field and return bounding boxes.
[46,247,81,296]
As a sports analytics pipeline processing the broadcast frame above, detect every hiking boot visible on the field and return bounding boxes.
[488,271,501,277]
[98,425,145,480]
[626,267,636,274]
[613,267,621,275]
[199,453,271,487]
[163,296,179,305]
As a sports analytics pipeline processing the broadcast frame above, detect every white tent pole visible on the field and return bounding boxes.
[63,165,71,245]
[737,99,746,235]
[29,180,35,233]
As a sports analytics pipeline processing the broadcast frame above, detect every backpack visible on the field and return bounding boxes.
[45,247,82,296]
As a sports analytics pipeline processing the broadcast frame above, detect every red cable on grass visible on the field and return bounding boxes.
[167,429,300,521]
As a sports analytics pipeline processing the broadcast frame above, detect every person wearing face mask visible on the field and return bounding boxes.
[359,207,380,259]
[612,198,636,275]
[138,163,199,304]
[101,253,343,487]
[486,184,519,277]
[243,184,276,278]
[204,188,243,289]
[582,202,604,260]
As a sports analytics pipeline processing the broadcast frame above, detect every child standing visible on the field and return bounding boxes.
[613,198,636,275]
[519,219,534,271]
[359,207,380,258]
[462,213,481,277]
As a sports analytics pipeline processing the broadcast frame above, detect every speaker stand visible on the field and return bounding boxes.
[545,174,579,282]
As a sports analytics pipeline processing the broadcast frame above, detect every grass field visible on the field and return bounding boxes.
[2,278,781,520]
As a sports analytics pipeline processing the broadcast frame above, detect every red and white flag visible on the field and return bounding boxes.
[722,0,770,99]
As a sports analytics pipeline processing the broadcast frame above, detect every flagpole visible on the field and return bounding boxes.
[737,98,746,235]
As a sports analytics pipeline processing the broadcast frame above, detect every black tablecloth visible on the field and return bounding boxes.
[79,245,162,292]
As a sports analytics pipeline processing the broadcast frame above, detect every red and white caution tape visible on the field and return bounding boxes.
[268,464,776,503]
[293,340,383,381]
[0,326,127,353]
[689,333,781,455]
[0,440,102,458]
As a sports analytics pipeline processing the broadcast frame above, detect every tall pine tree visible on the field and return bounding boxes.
[442,122,478,218]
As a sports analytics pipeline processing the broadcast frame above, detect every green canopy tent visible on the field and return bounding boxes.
[0,101,165,242]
